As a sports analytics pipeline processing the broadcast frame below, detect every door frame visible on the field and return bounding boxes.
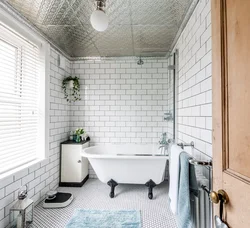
[212,0,227,223]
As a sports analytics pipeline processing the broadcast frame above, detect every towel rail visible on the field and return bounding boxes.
[173,143,213,226]
[189,158,212,167]
[176,141,212,167]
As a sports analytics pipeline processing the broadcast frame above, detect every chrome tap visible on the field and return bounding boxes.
[158,132,170,154]
[159,132,167,145]
[158,144,169,156]
[158,144,168,150]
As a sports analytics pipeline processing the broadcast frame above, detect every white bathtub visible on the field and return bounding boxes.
[81,144,168,185]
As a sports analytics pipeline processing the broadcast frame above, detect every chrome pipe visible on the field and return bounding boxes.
[177,141,194,149]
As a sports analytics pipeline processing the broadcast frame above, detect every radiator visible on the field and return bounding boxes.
[190,171,212,228]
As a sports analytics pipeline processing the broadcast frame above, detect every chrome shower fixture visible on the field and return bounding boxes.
[137,57,144,65]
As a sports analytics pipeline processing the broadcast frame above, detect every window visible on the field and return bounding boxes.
[0,22,47,174]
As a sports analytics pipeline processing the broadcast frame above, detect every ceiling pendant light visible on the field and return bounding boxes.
[90,0,109,32]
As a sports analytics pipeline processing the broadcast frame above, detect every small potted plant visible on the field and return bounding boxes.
[75,128,84,142]
[62,76,81,102]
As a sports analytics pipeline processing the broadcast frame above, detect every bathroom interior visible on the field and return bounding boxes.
[0,0,249,227]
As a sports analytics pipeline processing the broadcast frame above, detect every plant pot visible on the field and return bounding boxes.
[75,135,81,143]
[68,80,74,89]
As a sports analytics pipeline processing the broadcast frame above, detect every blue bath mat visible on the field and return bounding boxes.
[66,209,141,228]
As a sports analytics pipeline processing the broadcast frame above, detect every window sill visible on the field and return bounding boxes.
[0,158,48,181]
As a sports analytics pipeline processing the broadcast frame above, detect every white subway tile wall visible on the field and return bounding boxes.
[0,48,71,227]
[71,59,169,178]
[171,0,212,160]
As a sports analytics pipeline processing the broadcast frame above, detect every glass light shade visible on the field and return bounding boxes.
[9,198,34,228]
[90,10,108,32]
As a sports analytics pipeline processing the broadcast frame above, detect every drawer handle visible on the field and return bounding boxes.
[77,160,82,163]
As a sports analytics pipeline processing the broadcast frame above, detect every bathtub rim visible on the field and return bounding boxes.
[81,145,169,160]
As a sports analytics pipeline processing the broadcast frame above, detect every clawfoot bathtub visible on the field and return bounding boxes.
[82,144,168,199]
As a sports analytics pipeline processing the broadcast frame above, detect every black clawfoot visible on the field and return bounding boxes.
[145,179,156,200]
[107,179,118,198]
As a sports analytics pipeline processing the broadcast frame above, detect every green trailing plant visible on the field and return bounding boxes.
[62,76,81,102]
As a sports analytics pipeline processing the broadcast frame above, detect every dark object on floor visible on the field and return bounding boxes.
[43,192,73,209]
[107,179,118,198]
[145,179,157,199]
[59,175,89,187]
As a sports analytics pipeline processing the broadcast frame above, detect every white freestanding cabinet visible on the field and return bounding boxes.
[60,140,89,187]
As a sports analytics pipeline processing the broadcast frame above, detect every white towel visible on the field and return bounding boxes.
[168,144,183,214]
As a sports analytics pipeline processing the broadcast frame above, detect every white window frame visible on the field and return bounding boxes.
[0,6,50,178]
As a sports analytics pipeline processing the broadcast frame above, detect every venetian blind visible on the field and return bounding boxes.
[0,23,40,174]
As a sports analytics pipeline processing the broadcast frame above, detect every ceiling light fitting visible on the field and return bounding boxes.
[90,0,109,32]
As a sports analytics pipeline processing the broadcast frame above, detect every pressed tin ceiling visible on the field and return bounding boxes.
[3,0,198,58]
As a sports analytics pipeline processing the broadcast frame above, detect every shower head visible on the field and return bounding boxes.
[137,57,144,65]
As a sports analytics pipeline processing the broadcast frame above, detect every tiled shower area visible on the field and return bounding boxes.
[70,58,171,178]
[71,58,169,145]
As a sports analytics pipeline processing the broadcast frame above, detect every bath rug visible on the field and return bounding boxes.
[65,209,141,228]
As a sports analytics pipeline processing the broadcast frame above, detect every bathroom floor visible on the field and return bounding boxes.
[32,179,177,228]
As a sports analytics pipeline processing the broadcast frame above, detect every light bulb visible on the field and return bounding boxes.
[90,10,109,32]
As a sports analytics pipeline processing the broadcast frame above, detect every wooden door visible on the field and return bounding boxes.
[212,0,250,227]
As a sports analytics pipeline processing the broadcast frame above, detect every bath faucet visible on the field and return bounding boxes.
[158,144,169,156]
[159,132,167,145]
[158,133,173,155]
[158,145,168,150]
[159,133,172,145]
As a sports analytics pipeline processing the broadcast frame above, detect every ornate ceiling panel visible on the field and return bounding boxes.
[4,0,197,58]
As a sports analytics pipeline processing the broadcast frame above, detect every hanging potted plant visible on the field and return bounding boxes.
[62,76,81,102]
